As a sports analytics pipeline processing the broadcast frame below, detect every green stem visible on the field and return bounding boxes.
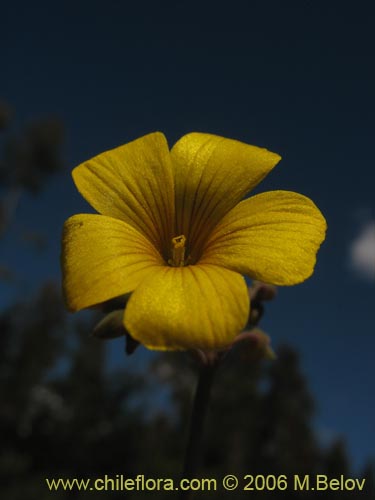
[180,363,216,499]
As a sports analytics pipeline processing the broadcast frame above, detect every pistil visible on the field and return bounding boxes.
[168,235,187,267]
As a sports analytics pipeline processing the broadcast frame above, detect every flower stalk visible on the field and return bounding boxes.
[181,359,217,499]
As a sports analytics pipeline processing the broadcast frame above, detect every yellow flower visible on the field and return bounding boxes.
[62,132,326,351]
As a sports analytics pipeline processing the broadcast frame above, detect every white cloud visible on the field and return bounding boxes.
[349,221,375,282]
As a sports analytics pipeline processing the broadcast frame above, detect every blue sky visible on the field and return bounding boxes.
[1,0,374,471]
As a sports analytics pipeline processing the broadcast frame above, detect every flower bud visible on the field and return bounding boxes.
[92,310,126,339]
[233,328,276,362]
[249,281,277,302]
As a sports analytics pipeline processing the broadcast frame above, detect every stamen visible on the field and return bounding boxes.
[168,235,186,267]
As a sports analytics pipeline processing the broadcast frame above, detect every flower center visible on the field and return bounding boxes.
[168,235,187,267]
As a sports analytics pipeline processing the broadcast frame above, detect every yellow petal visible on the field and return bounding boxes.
[170,133,281,261]
[124,264,249,351]
[72,132,174,257]
[201,191,327,285]
[62,214,164,311]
